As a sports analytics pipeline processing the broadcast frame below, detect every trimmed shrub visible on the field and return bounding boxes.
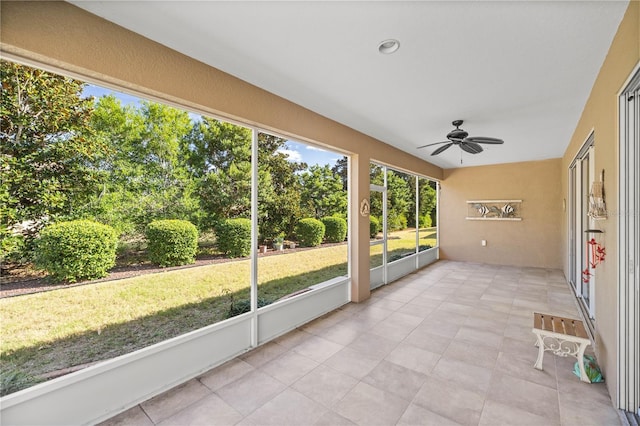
[1,234,25,264]
[295,218,325,247]
[146,219,198,267]
[369,216,380,238]
[321,216,347,243]
[419,214,433,228]
[35,220,118,282]
[216,218,251,258]
[388,213,407,231]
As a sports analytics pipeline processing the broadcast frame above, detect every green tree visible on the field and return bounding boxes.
[82,96,196,234]
[331,156,348,191]
[406,176,437,228]
[300,164,347,219]
[386,170,412,231]
[257,134,307,240]
[368,165,415,231]
[185,118,252,229]
[130,102,196,225]
[0,60,104,256]
[419,179,437,227]
[185,121,306,240]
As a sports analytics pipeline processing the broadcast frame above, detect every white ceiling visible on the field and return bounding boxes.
[71,1,628,169]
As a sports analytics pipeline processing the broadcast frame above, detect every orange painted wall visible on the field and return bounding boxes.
[439,159,563,269]
[559,0,639,404]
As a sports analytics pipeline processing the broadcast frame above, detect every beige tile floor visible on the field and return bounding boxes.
[102,260,621,426]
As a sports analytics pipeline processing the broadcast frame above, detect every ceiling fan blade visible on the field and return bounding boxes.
[465,136,504,144]
[460,141,483,154]
[417,141,449,149]
[431,143,453,155]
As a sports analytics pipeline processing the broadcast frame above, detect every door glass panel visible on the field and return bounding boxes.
[370,243,384,269]
[369,163,386,285]
[580,151,591,306]
[369,190,383,242]
[571,139,595,320]
[568,167,576,290]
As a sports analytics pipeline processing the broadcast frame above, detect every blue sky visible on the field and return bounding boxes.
[82,84,343,167]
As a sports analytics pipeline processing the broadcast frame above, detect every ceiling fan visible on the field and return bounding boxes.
[417,120,504,156]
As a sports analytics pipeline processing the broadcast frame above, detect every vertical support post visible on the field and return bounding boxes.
[436,181,440,259]
[250,128,259,347]
[382,166,388,285]
[349,154,370,302]
[415,176,420,269]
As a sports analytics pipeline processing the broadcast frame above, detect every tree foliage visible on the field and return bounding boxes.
[331,156,348,191]
[386,170,412,230]
[186,117,252,229]
[2,60,439,271]
[369,164,437,232]
[419,179,438,227]
[0,60,103,246]
[300,164,347,219]
[185,120,307,240]
[82,96,197,235]
[257,134,307,240]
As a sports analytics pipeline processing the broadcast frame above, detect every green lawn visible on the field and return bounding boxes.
[370,227,437,266]
[0,227,436,395]
[0,245,348,395]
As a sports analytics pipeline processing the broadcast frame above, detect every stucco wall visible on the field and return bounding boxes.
[439,159,563,269]
[560,0,639,405]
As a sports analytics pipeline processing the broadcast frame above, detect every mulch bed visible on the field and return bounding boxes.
[0,242,347,299]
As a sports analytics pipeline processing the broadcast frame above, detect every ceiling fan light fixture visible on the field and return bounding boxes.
[378,39,400,54]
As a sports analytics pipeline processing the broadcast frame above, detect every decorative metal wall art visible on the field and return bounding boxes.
[466,200,522,221]
[582,229,606,283]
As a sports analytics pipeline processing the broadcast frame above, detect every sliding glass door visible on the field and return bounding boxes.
[618,66,639,415]
[569,138,595,322]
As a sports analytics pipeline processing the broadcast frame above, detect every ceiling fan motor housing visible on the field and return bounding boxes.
[447,129,468,141]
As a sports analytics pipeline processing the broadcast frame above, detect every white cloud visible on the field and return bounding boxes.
[277,148,303,162]
[306,146,327,152]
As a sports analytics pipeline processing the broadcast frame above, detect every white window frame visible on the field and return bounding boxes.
[618,63,640,415]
